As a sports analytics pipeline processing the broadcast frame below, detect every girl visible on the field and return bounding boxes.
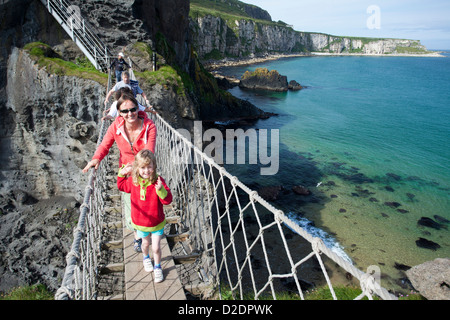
[117,149,172,282]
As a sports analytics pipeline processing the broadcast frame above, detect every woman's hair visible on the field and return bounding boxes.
[117,93,139,113]
[131,149,157,185]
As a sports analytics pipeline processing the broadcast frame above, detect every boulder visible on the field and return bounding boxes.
[288,80,303,91]
[258,185,283,201]
[406,258,450,300]
[292,185,311,196]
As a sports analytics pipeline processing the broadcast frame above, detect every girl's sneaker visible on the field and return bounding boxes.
[154,266,164,283]
[134,238,142,252]
[143,257,153,272]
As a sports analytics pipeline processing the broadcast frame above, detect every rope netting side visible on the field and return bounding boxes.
[150,113,397,301]
[55,69,113,300]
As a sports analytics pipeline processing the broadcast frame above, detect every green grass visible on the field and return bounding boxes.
[395,46,429,54]
[220,284,426,300]
[190,0,288,30]
[135,65,193,96]
[0,284,54,300]
[23,42,108,85]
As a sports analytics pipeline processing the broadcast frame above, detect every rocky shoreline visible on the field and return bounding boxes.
[203,53,311,71]
[204,50,445,72]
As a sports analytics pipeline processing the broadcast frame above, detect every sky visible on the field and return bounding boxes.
[242,0,450,50]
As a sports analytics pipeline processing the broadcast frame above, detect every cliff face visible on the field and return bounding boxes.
[191,15,429,59]
[4,48,103,199]
[0,46,105,293]
[0,0,107,293]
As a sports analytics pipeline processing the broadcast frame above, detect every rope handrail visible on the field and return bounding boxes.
[55,68,114,300]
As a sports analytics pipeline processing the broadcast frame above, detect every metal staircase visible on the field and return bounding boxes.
[39,0,111,71]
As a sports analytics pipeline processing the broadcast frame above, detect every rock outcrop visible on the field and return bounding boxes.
[239,68,302,92]
[240,68,288,92]
[406,258,450,300]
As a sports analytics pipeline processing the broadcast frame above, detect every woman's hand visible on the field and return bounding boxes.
[82,159,100,173]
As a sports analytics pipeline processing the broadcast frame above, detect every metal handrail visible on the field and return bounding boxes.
[40,0,112,71]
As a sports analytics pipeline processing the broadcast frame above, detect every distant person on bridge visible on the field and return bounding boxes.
[83,94,157,253]
[102,87,156,121]
[110,52,130,82]
[104,71,151,108]
[117,149,172,282]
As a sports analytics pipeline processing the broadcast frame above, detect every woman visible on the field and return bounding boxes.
[83,94,157,252]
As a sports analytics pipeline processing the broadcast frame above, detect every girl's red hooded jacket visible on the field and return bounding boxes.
[117,174,172,231]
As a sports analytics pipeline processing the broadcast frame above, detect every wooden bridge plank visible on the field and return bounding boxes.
[123,228,186,300]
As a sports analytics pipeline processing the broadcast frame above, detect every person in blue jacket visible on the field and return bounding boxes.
[110,52,130,82]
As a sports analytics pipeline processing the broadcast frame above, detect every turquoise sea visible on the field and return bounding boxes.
[218,52,450,292]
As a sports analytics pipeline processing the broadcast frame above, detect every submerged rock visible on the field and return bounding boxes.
[434,215,450,224]
[257,185,283,201]
[384,201,402,208]
[415,238,441,251]
[418,217,446,230]
[394,262,411,271]
[406,193,416,200]
[340,172,374,184]
[292,185,311,196]
[386,173,402,181]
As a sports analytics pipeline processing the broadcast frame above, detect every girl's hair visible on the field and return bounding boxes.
[114,87,133,101]
[117,93,139,113]
[131,149,157,185]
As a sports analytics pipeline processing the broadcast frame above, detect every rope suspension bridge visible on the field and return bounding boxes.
[41,0,397,301]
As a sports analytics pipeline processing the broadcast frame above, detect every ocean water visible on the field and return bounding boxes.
[218,52,450,292]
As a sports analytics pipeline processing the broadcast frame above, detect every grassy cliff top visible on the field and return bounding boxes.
[190,0,290,28]
[24,42,108,86]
